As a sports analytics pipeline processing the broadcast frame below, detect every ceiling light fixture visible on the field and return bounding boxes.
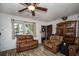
[62,16,67,20]
[28,5,35,11]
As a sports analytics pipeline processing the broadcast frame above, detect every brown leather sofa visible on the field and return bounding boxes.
[16,35,38,52]
[44,35,63,53]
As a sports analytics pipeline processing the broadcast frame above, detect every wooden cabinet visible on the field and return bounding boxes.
[56,21,77,45]
[69,45,76,56]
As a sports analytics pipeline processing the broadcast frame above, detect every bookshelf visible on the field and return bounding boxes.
[56,21,77,45]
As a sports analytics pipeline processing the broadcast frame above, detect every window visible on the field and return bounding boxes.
[14,23,24,35]
[11,19,36,39]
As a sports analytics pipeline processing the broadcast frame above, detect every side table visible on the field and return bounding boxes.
[68,45,76,56]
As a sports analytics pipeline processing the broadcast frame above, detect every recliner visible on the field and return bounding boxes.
[44,35,63,53]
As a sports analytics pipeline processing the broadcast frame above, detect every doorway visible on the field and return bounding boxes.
[47,25,52,39]
[41,25,52,43]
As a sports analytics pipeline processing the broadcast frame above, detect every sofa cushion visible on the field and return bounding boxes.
[17,40,27,43]
[26,39,33,42]
[20,43,29,48]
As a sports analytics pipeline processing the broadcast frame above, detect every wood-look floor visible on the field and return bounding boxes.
[0,45,64,56]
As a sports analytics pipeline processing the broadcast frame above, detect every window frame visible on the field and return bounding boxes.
[11,19,36,39]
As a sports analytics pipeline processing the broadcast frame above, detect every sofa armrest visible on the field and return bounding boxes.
[34,40,38,41]
[33,40,38,43]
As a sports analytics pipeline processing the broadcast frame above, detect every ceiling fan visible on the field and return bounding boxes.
[18,3,48,16]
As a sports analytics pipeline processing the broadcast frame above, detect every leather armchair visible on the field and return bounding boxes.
[44,35,63,53]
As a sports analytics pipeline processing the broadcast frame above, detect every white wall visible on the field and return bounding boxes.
[78,16,79,38]
[0,13,79,52]
[47,14,79,37]
[0,13,47,52]
[0,15,2,50]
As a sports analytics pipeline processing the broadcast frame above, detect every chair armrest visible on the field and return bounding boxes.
[44,40,50,44]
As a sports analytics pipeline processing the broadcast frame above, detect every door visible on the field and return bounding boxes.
[41,25,52,43]
[47,25,52,39]
[41,26,47,43]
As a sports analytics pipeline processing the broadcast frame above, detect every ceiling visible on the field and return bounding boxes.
[0,3,79,22]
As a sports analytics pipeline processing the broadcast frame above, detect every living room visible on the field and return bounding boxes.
[0,3,79,56]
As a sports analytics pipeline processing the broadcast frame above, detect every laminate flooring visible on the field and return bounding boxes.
[0,45,65,56]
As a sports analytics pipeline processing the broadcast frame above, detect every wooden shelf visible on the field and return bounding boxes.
[56,21,76,45]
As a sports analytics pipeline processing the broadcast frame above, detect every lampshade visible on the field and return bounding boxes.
[28,5,35,11]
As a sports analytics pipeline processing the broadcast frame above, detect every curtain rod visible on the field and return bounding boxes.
[11,19,35,24]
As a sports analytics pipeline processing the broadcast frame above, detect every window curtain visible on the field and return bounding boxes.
[32,22,36,37]
[11,19,15,39]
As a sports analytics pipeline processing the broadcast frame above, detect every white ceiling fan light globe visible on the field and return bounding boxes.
[28,5,35,11]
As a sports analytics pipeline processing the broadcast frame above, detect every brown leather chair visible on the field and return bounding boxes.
[44,35,63,53]
[16,35,38,52]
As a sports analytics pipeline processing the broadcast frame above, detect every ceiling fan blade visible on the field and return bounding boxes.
[18,8,28,12]
[36,6,47,11]
[33,3,40,6]
[24,3,31,6]
[20,3,27,6]
[33,3,40,5]
[31,11,35,16]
